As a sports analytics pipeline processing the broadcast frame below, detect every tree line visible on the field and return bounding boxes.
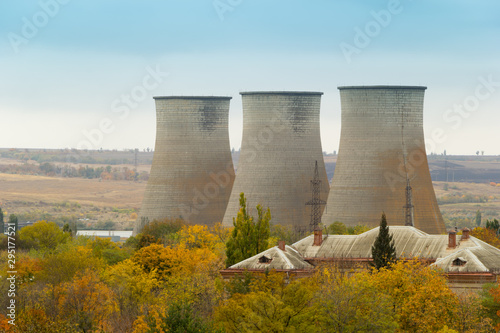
[0,195,500,332]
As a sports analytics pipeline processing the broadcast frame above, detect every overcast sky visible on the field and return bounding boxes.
[1,0,499,155]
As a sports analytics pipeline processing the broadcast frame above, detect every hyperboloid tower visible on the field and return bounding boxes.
[322,86,445,234]
[222,91,329,232]
[134,96,235,235]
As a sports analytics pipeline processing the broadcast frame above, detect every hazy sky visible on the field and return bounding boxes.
[1,0,499,155]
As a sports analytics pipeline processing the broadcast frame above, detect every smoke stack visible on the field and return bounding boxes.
[278,240,286,251]
[323,86,445,234]
[134,96,235,235]
[222,91,329,231]
[313,229,323,246]
[448,231,457,249]
[461,227,470,240]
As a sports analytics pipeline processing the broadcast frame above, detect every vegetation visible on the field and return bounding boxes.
[0,208,3,234]
[326,221,370,235]
[0,162,149,181]
[1,218,500,332]
[371,213,396,270]
[225,193,271,267]
[471,227,500,248]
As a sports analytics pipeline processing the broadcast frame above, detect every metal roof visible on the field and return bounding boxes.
[226,226,500,274]
[228,245,314,271]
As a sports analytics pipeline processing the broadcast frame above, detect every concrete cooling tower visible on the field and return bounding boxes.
[134,96,235,235]
[222,91,329,231]
[323,86,445,234]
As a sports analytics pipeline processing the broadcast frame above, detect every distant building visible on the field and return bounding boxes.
[220,226,500,292]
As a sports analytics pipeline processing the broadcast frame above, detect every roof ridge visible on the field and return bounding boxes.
[277,246,293,269]
[462,248,489,272]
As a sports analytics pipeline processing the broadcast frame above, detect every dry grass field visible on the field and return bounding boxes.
[0,152,499,231]
[0,173,146,229]
[433,181,500,228]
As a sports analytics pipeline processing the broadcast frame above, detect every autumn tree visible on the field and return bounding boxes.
[140,217,186,246]
[87,237,130,265]
[371,213,396,270]
[40,245,105,285]
[315,265,398,332]
[55,270,118,332]
[327,221,348,235]
[451,292,494,332]
[103,258,159,331]
[19,220,70,253]
[132,243,218,280]
[373,259,459,332]
[482,282,500,330]
[215,271,320,333]
[225,193,271,267]
[471,227,500,248]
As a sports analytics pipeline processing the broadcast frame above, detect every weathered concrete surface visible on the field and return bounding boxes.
[322,86,446,234]
[222,92,329,231]
[134,96,235,235]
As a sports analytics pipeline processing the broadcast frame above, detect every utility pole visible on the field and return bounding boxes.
[404,178,414,227]
[306,161,326,232]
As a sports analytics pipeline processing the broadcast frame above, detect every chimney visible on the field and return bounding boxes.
[313,229,323,246]
[278,240,286,251]
[461,227,470,240]
[448,231,456,249]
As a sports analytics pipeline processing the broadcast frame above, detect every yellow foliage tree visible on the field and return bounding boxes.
[19,220,70,253]
[372,259,458,333]
[178,224,218,251]
[132,243,218,280]
[215,271,320,333]
[471,227,500,248]
[40,246,105,285]
[314,265,398,332]
[55,269,118,332]
[103,258,160,331]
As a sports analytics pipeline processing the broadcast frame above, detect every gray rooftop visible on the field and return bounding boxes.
[228,245,313,271]
[227,226,500,274]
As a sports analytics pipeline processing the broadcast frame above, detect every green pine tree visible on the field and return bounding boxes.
[0,208,4,234]
[371,213,396,270]
[9,214,18,233]
[225,193,271,267]
[475,210,482,227]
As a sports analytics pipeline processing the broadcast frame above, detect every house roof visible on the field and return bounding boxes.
[432,237,500,273]
[293,226,481,260]
[228,245,313,271]
[224,226,500,275]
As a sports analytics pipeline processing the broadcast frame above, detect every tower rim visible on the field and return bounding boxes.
[338,85,427,90]
[240,91,323,96]
[153,96,232,100]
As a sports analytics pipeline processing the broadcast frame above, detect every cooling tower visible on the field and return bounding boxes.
[134,96,235,235]
[323,86,445,234]
[222,91,329,231]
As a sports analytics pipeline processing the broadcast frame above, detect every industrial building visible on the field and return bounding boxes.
[222,91,329,231]
[221,227,500,292]
[134,96,235,235]
[323,86,446,234]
